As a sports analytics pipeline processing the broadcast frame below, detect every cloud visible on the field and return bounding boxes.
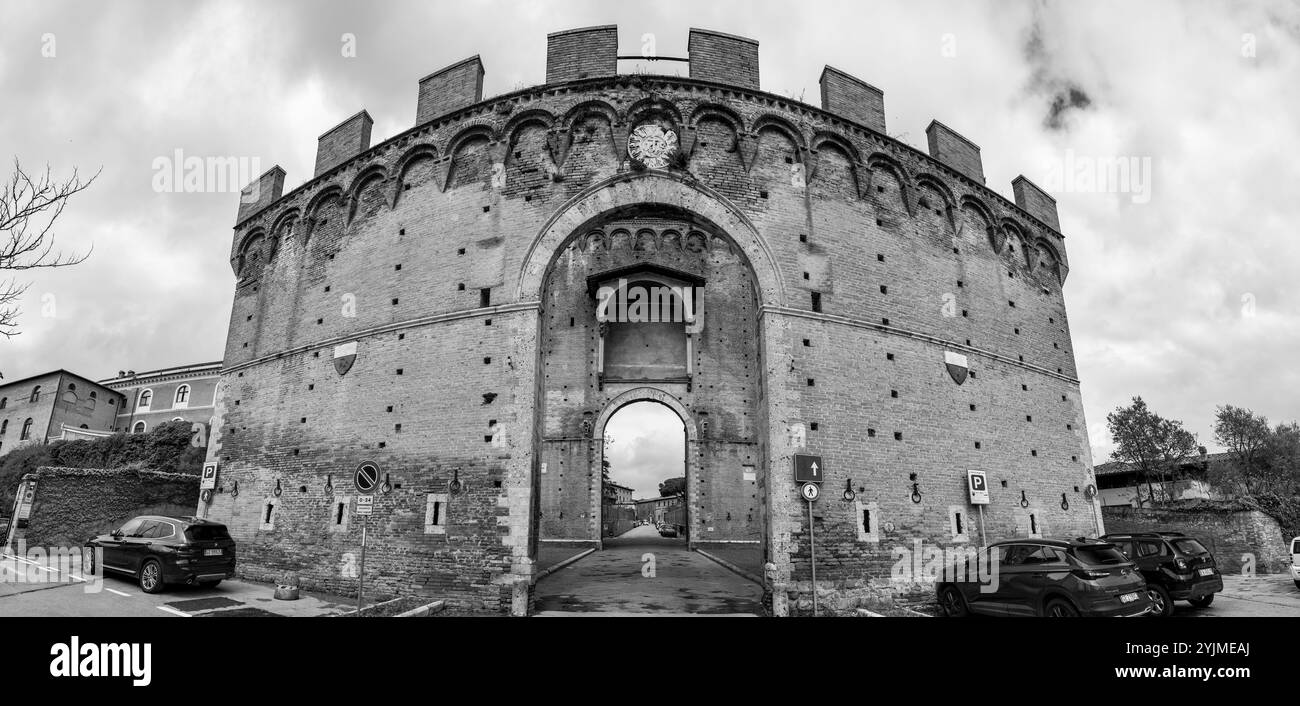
[1,0,1295,467]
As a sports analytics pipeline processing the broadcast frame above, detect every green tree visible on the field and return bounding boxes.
[1106,396,1199,506]
[658,476,686,497]
[1213,404,1271,494]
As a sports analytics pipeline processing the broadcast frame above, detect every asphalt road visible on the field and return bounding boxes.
[533,525,764,616]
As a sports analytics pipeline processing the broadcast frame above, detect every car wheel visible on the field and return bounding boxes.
[1148,585,1174,617]
[939,586,970,617]
[1188,594,1214,608]
[1294,580,1300,590]
[198,580,222,589]
[1044,597,1079,617]
[139,559,165,594]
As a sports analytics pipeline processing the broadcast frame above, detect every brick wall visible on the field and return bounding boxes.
[820,66,886,134]
[1102,504,1291,574]
[689,28,759,90]
[416,56,485,126]
[218,44,1091,613]
[546,26,617,84]
[16,466,198,548]
[926,120,984,184]
[315,111,373,177]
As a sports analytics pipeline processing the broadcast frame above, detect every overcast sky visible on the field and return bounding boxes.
[1,0,1296,464]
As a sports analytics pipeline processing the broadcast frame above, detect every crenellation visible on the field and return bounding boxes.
[215,26,1093,614]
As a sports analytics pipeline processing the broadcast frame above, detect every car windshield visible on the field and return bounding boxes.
[1171,538,1208,555]
[185,524,231,541]
[1072,545,1129,565]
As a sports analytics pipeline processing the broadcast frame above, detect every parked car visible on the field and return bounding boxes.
[86,515,236,594]
[1290,536,1300,589]
[1101,531,1222,616]
[658,524,678,538]
[936,537,1153,617]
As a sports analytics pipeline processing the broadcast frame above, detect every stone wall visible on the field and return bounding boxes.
[212,25,1094,614]
[1102,503,1290,574]
[15,466,199,548]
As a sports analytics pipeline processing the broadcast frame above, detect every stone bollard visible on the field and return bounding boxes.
[274,572,301,601]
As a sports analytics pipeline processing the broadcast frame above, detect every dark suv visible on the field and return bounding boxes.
[937,537,1153,617]
[1101,532,1222,616]
[86,515,236,594]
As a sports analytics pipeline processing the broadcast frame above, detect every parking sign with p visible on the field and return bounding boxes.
[967,469,989,505]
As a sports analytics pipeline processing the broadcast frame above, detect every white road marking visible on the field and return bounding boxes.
[106,588,131,597]
[157,606,191,617]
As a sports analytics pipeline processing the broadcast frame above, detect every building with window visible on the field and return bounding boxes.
[99,362,223,435]
[0,371,125,456]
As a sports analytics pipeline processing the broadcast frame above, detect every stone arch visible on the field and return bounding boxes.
[625,97,683,128]
[752,114,807,152]
[503,109,556,147]
[268,207,299,261]
[560,100,620,133]
[391,143,440,205]
[689,103,745,135]
[1001,218,1033,266]
[594,387,699,444]
[913,173,956,213]
[345,164,388,225]
[235,229,266,278]
[303,185,344,245]
[445,124,495,190]
[866,153,912,215]
[1034,237,1064,285]
[591,387,700,549]
[516,172,785,306]
[958,195,997,251]
[809,131,862,195]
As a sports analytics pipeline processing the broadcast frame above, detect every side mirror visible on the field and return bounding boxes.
[110,530,122,538]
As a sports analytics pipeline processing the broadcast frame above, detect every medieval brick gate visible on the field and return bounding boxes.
[207,25,1103,616]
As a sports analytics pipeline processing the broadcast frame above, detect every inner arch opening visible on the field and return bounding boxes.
[601,400,687,544]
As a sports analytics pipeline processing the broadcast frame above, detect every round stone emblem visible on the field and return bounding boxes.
[627,124,678,169]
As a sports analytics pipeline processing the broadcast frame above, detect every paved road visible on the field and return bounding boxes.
[1172,574,1300,618]
[0,550,353,617]
[533,525,763,615]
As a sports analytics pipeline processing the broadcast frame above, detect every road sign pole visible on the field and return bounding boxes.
[808,498,817,617]
[357,518,367,613]
[977,505,987,547]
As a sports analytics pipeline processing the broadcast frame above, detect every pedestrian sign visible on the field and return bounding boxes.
[800,482,820,502]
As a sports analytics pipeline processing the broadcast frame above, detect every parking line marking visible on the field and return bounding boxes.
[157,606,191,617]
[106,588,131,597]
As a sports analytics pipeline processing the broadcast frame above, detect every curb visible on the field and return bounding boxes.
[533,548,596,583]
[396,600,446,617]
[694,548,763,585]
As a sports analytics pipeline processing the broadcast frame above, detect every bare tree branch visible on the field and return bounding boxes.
[0,159,99,338]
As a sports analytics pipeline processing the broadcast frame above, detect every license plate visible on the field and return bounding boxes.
[204,548,222,557]
[1197,567,1214,577]
[1120,592,1139,603]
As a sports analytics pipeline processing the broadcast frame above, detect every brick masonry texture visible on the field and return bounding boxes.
[213,27,1093,614]
[926,120,984,184]
[416,57,485,127]
[820,66,885,134]
[17,466,198,548]
[1102,505,1291,574]
[546,26,618,84]
[315,111,374,177]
